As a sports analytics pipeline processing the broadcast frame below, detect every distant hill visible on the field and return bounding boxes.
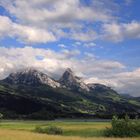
[0,68,139,119]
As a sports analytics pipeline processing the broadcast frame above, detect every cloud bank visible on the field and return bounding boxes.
[0,46,139,96]
[0,0,139,97]
[0,0,139,43]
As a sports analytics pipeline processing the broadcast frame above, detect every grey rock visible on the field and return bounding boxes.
[59,68,89,92]
[3,68,60,88]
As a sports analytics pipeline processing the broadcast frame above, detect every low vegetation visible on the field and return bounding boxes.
[34,126,63,135]
[0,113,3,120]
[1,129,140,140]
[0,119,140,140]
[105,115,140,137]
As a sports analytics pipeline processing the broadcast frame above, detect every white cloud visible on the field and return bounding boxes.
[58,44,67,48]
[1,46,139,96]
[13,24,56,43]
[84,52,95,59]
[0,46,124,79]
[0,0,139,43]
[113,68,140,96]
[70,30,98,41]
[73,42,81,47]
[102,21,140,42]
[0,0,113,25]
[0,0,117,43]
[0,16,56,43]
[0,16,13,38]
[84,42,96,47]
[60,49,80,58]
[85,68,140,97]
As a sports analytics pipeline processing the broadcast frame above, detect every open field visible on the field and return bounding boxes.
[0,129,140,140]
[0,120,111,137]
[0,120,139,140]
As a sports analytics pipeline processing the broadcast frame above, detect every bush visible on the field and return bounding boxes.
[47,126,63,135]
[0,113,3,119]
[34,126,47,133]
[104,115,140,137]
[34,126,63,135]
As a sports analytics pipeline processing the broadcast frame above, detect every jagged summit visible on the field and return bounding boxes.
[59,68,75,82]
[59,68,89,92]
[1,68,140,120]
[87,83,111,90]
[3,68,60,88]
[2,68,115,93]
[19,67,39,74]
[65,68,74,74]
[87,83,118,96]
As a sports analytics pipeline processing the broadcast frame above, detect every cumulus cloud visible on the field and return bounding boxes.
[102,21,140,42]
[58,44,67,48]
[0,0,114,25]
[85,68,140,97]
[84,42,96,47]
[0,0,117,43]
[0,16,12,38]
[0,46,123,78]
[70,30,98,41]
[0,16,56,43]
[0,46,139,96]
[0,1,139,97]
[0,0,139,43]
[113,68,140,96]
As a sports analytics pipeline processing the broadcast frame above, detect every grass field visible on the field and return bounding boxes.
[0,120,139,140]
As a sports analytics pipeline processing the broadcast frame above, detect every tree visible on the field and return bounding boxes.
[0,113,3,120]
[105,115,140,137]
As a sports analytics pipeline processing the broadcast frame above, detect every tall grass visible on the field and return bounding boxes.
[0,120,140,139]
[0,129,139,140]
[34,126,63,135]
[0,120,110,137]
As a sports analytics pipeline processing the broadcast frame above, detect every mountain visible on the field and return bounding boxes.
[59,68,89,92]
[3,68,60,88]
[87,83,119,96]
[0,68,140,120]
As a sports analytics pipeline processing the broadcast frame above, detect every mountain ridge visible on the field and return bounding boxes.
[0,68,140,119]
[3,68,61,88]
[3,68,112,93]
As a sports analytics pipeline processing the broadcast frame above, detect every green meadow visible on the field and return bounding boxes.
[0,120,140,140]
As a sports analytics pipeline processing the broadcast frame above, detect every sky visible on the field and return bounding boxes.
[0,0,140,96]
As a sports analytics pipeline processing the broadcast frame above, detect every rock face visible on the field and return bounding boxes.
[2,68,116,93]
[87,83,111,91]
[0,67,140,119]
[87,83,118,96]
[59,68,89,92]
[3,68,60,88]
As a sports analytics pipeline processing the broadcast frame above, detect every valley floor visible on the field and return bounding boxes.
[0,129,139,140]
[0,120,139,140]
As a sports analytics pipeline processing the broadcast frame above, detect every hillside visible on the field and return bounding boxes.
[0,68,139,119]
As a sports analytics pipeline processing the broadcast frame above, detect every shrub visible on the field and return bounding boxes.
[47,126,63,135]
[34,126,63,135]
[0,113,3,119]
[34,126,47,133]
[104,115,140,137]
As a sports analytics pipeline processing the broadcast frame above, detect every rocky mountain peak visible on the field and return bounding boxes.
[87,83,118,96]
[3,68,60,88]
[87,83,111,90]
[65,68,74,74]
[60,68,75,82]
[59,68,89,92]
[20,68,39,74]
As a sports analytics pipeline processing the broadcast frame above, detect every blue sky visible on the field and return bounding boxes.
[0,0,140,96]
